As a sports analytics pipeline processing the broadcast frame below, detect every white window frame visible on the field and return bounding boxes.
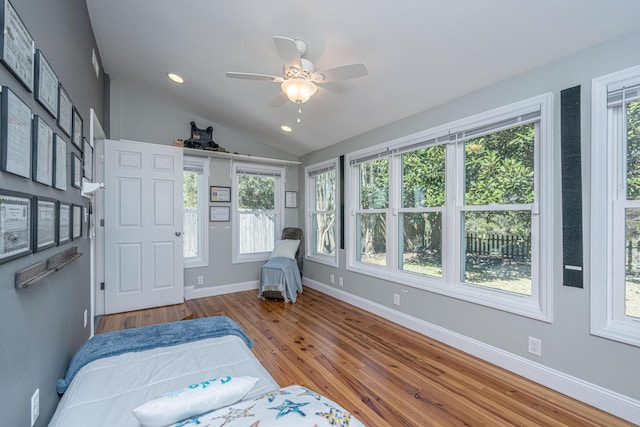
[305,158,340,267]
[345,93,553,321]
[183,156,209,268]
[232,162,284,264]
[591,65,640,347]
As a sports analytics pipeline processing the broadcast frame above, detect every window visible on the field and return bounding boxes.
[346,94,553,320]
[305,159,339,266]
[183,156,209,268]
[232,162,284,263]
[591,65,640,347]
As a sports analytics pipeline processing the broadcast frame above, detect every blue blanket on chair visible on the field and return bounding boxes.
[56,316,253,394]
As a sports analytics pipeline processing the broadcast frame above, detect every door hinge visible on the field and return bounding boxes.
[100,218,104,226]
[100,282,105,290]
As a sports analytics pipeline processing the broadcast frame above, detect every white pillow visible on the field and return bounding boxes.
[269,239,300,259]
[132,376,258,427]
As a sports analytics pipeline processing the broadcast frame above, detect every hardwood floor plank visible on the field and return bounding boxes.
[97,287,634,427]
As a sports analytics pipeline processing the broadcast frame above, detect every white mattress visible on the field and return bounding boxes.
[48,335,279,427]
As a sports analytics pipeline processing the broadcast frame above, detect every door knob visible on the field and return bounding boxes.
[175,231,182,236]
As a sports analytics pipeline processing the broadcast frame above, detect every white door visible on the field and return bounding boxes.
[104,139,184,314]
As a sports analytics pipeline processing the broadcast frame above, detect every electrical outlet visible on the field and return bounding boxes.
[393,293,400,306]
[329,274,335,284]
[197,276,204,285]
[83,309,88,328]
[528,336,542,357]
[31,388,39,426]
[338,277,343,287]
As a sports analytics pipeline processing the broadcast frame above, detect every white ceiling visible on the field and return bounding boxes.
[86,0,640,157]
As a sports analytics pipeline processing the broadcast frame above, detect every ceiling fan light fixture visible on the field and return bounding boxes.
[167,73,184,84]
[281,77,317,104]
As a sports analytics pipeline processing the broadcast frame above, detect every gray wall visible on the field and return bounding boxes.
[109,82,300,290]
[0,0,104,426]
[300,31,640,402]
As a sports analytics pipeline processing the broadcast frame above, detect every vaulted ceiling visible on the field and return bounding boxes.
[86,0,640,156]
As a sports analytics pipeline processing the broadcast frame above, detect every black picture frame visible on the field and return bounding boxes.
[57,83,72,137]
[53,134,67,191]
[34,49,58,118]
[71,152,82,189]
[0,189,32,264]
[32,115,54,186]
[0,0,34,92]
[209,206,230,222]
[71,204,82,239]
[71,107,82,152]
[210,186,231,202]
[1,86,32,179]
[32,195,57,252]
[57,201,71,245]
[285,191,297,208]
[83,137,92,180]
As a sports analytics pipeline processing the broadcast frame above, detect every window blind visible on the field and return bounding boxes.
[608,83,640,107]
[236,168,281,178]
[307,164,335,177]
[184,157,206,173]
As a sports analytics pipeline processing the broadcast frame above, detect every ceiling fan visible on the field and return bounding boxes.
[226,36,367,121]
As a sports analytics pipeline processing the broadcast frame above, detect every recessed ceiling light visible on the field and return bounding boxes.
[281,125,292,133]
[167,73,184,84]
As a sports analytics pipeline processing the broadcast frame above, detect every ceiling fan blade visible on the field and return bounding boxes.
[312,63,368,83]
[225,72,283,82]
[268,92,287,108]
[273,36,302,73]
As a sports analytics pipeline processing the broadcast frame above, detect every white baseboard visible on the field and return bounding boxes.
[303,277,640,425]
[184,281,259,300]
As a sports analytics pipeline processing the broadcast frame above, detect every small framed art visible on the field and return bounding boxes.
[71,152,82,189]
[57,84,72,137]
[32,115,54,186]
[0,0,34,92]
[71,107,82,151]
[58,202,71,245]
[33,196,57,252]
[209,206,230,222]
[0,190,32,264]
[1,86,32,178]
[285,191,297,208]
[210,186,231,202]
[34,49,58,118]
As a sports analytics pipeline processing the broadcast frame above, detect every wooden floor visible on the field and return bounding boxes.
[97,288,633,427]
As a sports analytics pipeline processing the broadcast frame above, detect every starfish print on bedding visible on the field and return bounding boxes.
[297,387,322,401]
[211,405,256,427]
[316,404,353,426]
[270,399,310,418]
[257,389,289,402]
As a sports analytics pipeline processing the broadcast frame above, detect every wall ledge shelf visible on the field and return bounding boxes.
[15,247,83,289]
[182,147,300,166]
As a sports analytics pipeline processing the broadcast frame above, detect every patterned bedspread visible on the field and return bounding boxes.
[168,385,366,427]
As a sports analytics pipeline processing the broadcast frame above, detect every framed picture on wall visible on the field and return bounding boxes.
[0,190,32,264]
[71,107,82,151]
[33,196,57,252]
[83,137,92,180]
[71,204,82,239]
[32,115,54,187]
[1,86,32,179]
[34,49,58,118]
[285,191,297,208]
[57,84,72,137]
[58,202,71,245]
[53,134,67,191]
[210,186,231,202]
[71,152,82,189]
[209,206,230,222]
[0,0,34,92]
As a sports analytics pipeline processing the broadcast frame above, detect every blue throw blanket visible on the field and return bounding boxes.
[56,316,253,394]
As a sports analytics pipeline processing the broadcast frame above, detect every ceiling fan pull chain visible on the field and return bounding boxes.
[297,102,302,123]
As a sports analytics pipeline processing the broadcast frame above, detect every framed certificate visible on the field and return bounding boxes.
[0,190,32,264]
[71,204,82,239]
[34,49,58,118]
[1,86,32,178]
[58,202,70,245]
[71,152,82,189]
[71,107,82,151]
[32,115,54,186]
[57,83,72,137]
[33,195,56,252]
[210,186,231,202]
[82,137,92,180]
[0,0,34,92]
[285,191,297,208]
[209,206,230,222]
[53,134,67,191]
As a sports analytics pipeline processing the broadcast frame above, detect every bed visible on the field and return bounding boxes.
[49,316,365,427]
